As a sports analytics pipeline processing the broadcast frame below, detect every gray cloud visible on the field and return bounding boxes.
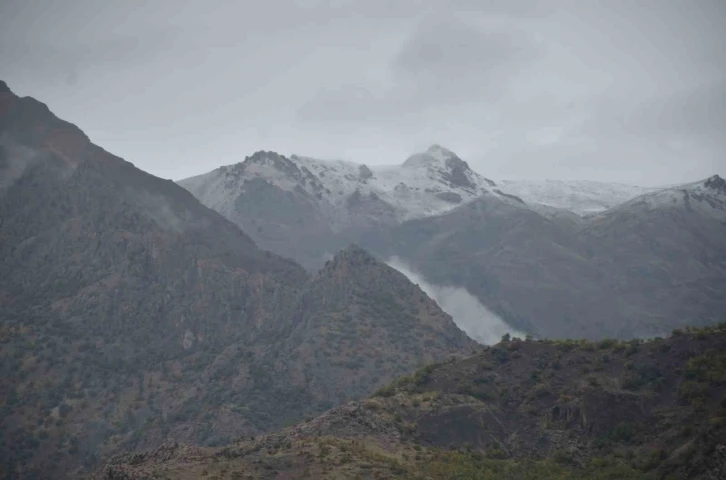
[393,17,536,77]
[1,0,724,184]
[298,13,538,124]
[583,81,726,140]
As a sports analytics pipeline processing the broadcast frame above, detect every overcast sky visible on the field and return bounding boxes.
[1,0,724,185]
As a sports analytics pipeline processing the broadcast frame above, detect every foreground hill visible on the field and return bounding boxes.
[94,324,726,480]
[0,81,473,479]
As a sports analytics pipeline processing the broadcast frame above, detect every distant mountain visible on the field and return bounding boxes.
[583,175,726,334]
[93,324,726,480]
[497,179,657,216]
[180,144,725,340]
[178,150,658,265]
[358,175,726,339]
[356,192,623,339]
[178,146,514,269]
[0,81,472,479]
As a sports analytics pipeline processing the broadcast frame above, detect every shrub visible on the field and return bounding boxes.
[609,422,635,443]
[684,351,726,383]
[678,381,710,405]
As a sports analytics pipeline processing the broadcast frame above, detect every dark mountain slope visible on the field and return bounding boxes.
[278,245,478,406]
[358,195,622,339]
[93,324,726,480]
[0,82,473,479]
[0,80,307,478]
[583,176,726,334]
[357,176,726,339]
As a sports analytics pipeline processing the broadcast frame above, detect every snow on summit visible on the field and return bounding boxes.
[179,145,502,229]
[600,174,726,220]
[178,144,666,230]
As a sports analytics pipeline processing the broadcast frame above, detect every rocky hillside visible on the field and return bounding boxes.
[0,81,473,479]
[278,245,478,406]
[92,324,726,480]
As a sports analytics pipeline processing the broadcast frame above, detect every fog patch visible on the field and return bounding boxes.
[131,189,189,233]
[386,256,524,345]
[0,134,43,192]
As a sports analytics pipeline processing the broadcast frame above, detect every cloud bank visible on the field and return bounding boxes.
[386,256,523,344]
[2,0,723,185]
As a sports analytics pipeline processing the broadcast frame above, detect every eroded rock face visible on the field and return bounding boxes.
[443,155,476,190]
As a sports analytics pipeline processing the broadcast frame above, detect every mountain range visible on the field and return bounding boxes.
[0,81,473,479]
[179,144,726,339]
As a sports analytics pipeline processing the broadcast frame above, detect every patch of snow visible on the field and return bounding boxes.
[497,179,658,216]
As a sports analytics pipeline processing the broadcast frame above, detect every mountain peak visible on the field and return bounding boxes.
[247,150,285,162]
[231,149,304,179]
[426,144,458,159]
[403,144,460,168]
[331,244,377,265]
[704,174,726,193]
[401,145,476,190]
[0,80,11,94]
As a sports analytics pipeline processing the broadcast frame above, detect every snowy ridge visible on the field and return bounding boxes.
[179,145,504,230]
[598,174,726,220]
[497,179,658,216]
[179,144,684,230]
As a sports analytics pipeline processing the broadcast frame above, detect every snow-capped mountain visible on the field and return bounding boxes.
[178,144,664,268]
[356,173,726,339]
[594,174,726,220]
[579,174,726,335]
[179,144,504,231]
[497,179,658,216]
[179,141,726,338]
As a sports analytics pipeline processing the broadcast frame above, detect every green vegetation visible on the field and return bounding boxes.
[679,349,726,405]
[425,451,656,480]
